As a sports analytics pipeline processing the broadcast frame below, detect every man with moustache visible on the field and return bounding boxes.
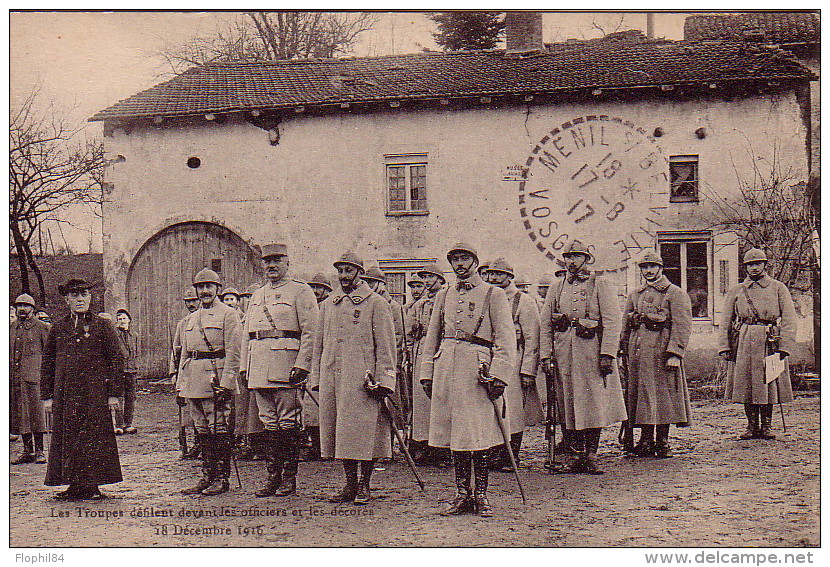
[419,243,516,517]
[309,252,397,505]
[719,248,796,440]
[620,251,693,458]
[302,273,332,461]
[483,259,544,471]
[308,273,333,304]
[177,269,241,496]
[239,244,318,497]
[41,278,125,500]
[10,293,50,465]
[406,276,426,311]
[539,240,626,475]
[408,262,447,466]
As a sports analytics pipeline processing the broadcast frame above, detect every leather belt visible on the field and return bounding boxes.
[187,350,226,360]
[248,329,301,340]
[739,318,776,326]
[443,329,493,349]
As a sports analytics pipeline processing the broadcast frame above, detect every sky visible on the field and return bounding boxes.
[9,10,693,253]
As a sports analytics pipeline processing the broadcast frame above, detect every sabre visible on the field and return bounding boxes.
[366,372,426,493]
[490,396,527,504]
[302,384,319,407]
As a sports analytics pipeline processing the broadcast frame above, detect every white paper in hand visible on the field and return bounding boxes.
[765,353,786,384]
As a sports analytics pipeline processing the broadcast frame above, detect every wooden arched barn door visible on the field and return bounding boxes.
[126,221,263,379]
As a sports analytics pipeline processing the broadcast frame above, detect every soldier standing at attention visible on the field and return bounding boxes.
[177,269,241,496]
[719,248,796,440]
[309,252,397,505]
[539,240,626,474]
[308,273,333,304]
[235,284,264,461]
[620,251,693,458]
[239,243,318,497]
[408,262,447,465]
[483,259,544,471]
[10,293,50,464]
[303,273,332,461]
[172,287,201,459]
[406,276,426,311]
[220,288,241,311]
[41,278,124,500]
[419,243,517,517]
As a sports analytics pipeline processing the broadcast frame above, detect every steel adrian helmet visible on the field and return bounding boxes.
[308,273,333,291]
[183,287,199,301]
[447,242,479,262]
[637,250,664,267]
[220,287,240,299]
[245,283,261,296]
[13,293,36,307]
[407,275,424,288]
[743,248,769,264]
[561,239,592,259]
[193,268,221,286]
[485,258,514,277]
[333,251,364,272]
[418,262,446,281]
[363,267,386,283]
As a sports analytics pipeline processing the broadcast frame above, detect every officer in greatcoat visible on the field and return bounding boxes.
[41,278,125,500]
[176,268,241,496]
[303,273,332,461]
[420,243,517,517]
[10,293,50,464]
[719,248,796,440]
[172,286,201,459]
[483,258,544,471]
[309,252,397,505]
[238,243,318,497]
[408,262,447,465]
[620,251,693,458]
[539,240,627,474]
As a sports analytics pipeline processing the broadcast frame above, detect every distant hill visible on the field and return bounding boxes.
[9,254,104,320]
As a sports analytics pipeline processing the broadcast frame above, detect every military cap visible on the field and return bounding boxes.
[447,242,479,262]
[183,287,199,301]
[515,276,530,287]
[261,242,288,260]
[333,251,364,272]
[239,286,253,298]
[485,258,514,277]
[363,267,386,283]
[58,277,96,296]
[418,262,446,281]
[407,275,424,288]
[637,250,664,267]
[245,283,261,296]
[562,239,592,260]
[308,273,332,291]
[13,293,36,307]
[115,308,131,319]
[193,268,221,286]
[220,287,240,298]
[743,248,769,264]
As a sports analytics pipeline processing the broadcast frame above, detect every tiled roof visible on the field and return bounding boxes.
[90,37,814,121]
[685,12,819,44]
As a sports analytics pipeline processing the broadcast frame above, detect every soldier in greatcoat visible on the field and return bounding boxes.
[171,286,201,459]
[408,262,447,465]
[235,283,267,461]
[620,251,693,458]
[303,273,332,461]
[406,276,426,311]
[483,259,544,471]
[238,243,318,497]
[719,248,796,440]
[176,268,241,496]
[420,243,517,517]
[309,252,397,505]
[10,293,50,464]
[539,240,627,474]
[41,278,124,500]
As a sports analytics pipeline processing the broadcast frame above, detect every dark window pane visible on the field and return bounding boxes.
[687,242,707,268]
[660,243,681,268]
[687,267,709,317]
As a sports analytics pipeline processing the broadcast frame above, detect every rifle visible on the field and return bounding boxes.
[543,356,562,474]
[617,351,634,452]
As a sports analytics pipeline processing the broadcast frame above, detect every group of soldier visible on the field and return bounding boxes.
[14,237,798,516]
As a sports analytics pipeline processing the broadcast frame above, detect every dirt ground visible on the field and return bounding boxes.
[9,390,820,548]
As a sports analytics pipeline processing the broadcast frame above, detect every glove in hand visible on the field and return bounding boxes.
[598,355,614,377]
[422,380,433,399]
[213,386,233,404]
[175,395,188,407]
[289,367,309,385]
[520,373,536,389]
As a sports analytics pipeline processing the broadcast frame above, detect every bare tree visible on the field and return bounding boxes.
[160,12,377,73]
[9,87,105,304]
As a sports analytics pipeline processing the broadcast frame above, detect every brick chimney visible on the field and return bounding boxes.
[505,11,544,54]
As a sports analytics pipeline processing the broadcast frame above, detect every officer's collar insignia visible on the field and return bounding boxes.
[353,309,361,320]
[468,301,476,311]
[567,270,591,283]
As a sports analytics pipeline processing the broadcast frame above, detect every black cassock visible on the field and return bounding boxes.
[41,312,125,487]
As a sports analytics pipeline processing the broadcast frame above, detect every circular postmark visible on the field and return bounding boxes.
[518,115,669,273]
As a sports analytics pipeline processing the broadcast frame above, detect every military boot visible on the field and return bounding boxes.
[631,425,656,457]
[554,429,576,455]
[472,451,493,517]
[255,429,283,497]
[328,459,359,503]
[11,434,35,465]
[441,451,474,515]
[202,433,231,496]
[758,405,776,440]
[274,429,300,496]
[654,424,673,458]
[564,430,587,473]
[182,433,214,494]
[582,428,604,475]
[353,459,374,505]
[739,404,760,440]
[33,433,46,463]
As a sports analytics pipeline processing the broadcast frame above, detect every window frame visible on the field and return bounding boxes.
[657,231,713,321]
[669,155,700,203]
[378,258,439,305]
[384,154,430,216]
